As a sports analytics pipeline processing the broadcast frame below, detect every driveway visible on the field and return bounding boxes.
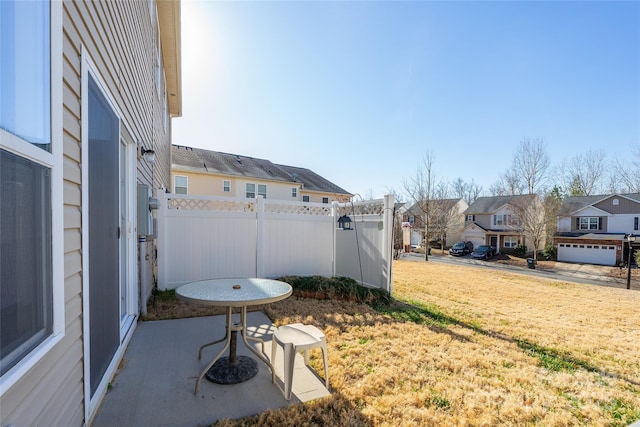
[400,252,638,290]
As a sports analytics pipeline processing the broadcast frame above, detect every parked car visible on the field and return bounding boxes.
[470,245,495,260]
[449,241,473,256]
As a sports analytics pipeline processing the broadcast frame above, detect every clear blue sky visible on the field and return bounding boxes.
[173,0,640,200]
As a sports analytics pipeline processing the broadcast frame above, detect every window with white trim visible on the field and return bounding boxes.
[578,217,599,230]
[291,187,297,198]
[223,180,230,193]
[246,183,255,198]
[467,214,475,222]
[1,0,57,377]
[322,197,329,204]
[257,184,267,199]
[174,175,187,194]
[302,195,310,202]
[504,236,518,248]
[409,215,415,224]
[634,216,638,231]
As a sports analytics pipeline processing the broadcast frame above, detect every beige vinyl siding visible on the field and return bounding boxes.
[2,1,172,426]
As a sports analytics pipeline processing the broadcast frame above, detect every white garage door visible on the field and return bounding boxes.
[463,236,485,250]
[557,243,616,266]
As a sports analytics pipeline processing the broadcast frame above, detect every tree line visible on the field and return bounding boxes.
[400,139,640,260]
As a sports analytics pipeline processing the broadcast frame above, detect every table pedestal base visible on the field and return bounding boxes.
[205,355,258,384]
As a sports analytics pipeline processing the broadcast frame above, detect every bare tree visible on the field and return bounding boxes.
[429,183,461,254]
[512,137,550,194]
[404,152,440,261]
[490,169,524,196]
[543,186,563,246]
[510,195,546,261]
[452,178,483,204]
[616,143,640,193]
[558,149,607,196]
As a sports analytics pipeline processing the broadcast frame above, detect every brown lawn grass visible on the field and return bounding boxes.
[151,261,640,426]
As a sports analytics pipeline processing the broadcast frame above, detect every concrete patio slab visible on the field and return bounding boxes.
[92,312,330,427]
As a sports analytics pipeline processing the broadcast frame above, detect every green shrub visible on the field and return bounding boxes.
[513,244,527,258]
[278,275,391,306]
[542,243,556,260]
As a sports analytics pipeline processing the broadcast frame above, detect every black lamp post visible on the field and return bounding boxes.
[627,233,635,290]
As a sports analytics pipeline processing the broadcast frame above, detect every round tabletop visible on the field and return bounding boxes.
[175,278,292,307]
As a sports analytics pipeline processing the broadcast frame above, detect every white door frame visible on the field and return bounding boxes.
[81,49,138,423]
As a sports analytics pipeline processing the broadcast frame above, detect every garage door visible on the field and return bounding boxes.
[557,243,616,266]
[463,236,485,250]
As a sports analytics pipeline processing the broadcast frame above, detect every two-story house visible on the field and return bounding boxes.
[171,145,352,203]
[403,198,469,247]
[462,194,543,254]
[554,193,640,266]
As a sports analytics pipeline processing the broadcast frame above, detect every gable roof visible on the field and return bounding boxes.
[171,145,351,195]
[559,193,640,216]
[276,164,351,195]
[464,194,538,215]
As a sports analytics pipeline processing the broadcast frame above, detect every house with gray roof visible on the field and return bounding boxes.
[554,193,640,266]
[462,194,542,254]
[171,145,351,203]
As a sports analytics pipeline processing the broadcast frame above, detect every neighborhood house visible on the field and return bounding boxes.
[553,193,640,266]
[171,145,352,203]
[461,194,542,254]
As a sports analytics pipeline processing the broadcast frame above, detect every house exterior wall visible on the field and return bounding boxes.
[557,216,573,232]
[171,169,339,204]
[593,195,640,214]
[608,214,640,232]
[1,1,174,426]
[569,216,608,232]
[470,214,493,230]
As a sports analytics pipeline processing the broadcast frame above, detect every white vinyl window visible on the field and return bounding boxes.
[246,183,255,198]
[504,236,518,248]
[223,180,230,193]
[467,214,475,222]
[291,187,297,198]
[174,175,187,194]
[257,184,267,199]
[578,217,599,230]
[1,0,63,384]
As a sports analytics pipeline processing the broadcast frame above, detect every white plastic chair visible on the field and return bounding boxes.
[271,323,329,400]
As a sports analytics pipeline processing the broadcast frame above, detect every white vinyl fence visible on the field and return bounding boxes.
[156,192,394,293]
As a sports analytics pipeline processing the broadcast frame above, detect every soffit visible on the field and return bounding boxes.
[157,0,182,117]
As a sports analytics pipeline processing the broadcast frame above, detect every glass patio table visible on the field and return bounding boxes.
[176,278,292,394]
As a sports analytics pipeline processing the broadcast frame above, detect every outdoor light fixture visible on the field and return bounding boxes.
[337,215,352,230]
[141,146,156,164]
[627,233,636,290]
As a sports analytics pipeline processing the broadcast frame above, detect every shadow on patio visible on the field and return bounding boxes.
[92,312,330,427]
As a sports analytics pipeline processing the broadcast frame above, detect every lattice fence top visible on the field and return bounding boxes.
[167,197,256,212]
[338,200,385,217]
[264,202,332,216]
